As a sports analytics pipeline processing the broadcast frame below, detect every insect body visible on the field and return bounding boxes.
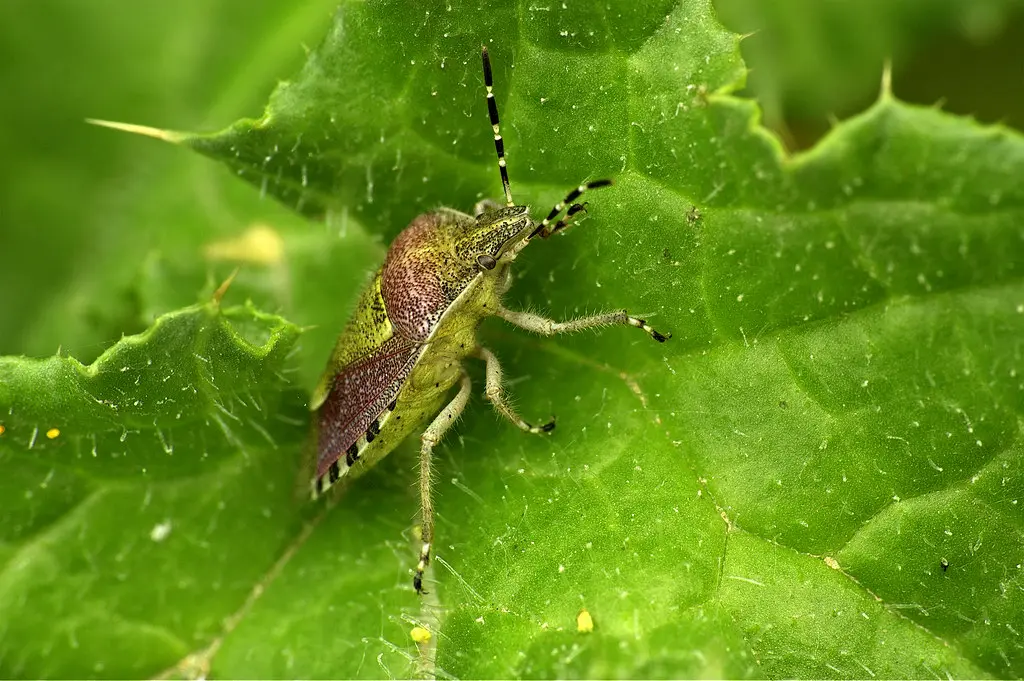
[311,47,669,593]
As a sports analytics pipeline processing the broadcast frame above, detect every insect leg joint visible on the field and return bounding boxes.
[475,346,555,434]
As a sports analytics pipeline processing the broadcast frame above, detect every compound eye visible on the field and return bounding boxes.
[476,254,497,271]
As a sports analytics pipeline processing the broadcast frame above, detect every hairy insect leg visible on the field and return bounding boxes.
[498,306,671,343]
[415,372,473,594]
[473,198,504,218]
[529,179,612,239]
[475,346,556,434]
[437,206,475,222]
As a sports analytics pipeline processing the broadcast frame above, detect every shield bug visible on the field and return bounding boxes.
[310,46,669,594]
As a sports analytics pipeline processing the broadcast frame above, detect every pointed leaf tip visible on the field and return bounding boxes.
[879,60,894,100]
[85,118,185,144]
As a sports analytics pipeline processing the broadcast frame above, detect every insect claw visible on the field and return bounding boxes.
[413,542,432,594]
[627,315,671,343]
[522,417,555,434]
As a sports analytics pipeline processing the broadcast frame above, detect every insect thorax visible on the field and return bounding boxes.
[381,206,532,339]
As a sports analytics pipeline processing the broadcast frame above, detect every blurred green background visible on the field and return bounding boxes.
[2,0,1024,361]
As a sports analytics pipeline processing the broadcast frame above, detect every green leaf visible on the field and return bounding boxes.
[3,0,1023,679]
[714,0,1024,127]
[0,302,307,677]
[0,0,344,361]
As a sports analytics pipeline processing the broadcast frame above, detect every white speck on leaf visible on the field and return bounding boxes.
[150,521,172,542]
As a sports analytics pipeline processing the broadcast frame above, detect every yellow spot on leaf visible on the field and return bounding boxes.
[577,608,594,633]
[46,428,60,439]
[0,425,5,435]
[204,224,284,265]
[410,625,431,643]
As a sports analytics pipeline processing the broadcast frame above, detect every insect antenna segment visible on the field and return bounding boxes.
[552,201,589,233]
[481,46,514,207]
[529,179,613,239]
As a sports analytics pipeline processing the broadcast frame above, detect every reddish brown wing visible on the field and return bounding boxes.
[316,335,423,478]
